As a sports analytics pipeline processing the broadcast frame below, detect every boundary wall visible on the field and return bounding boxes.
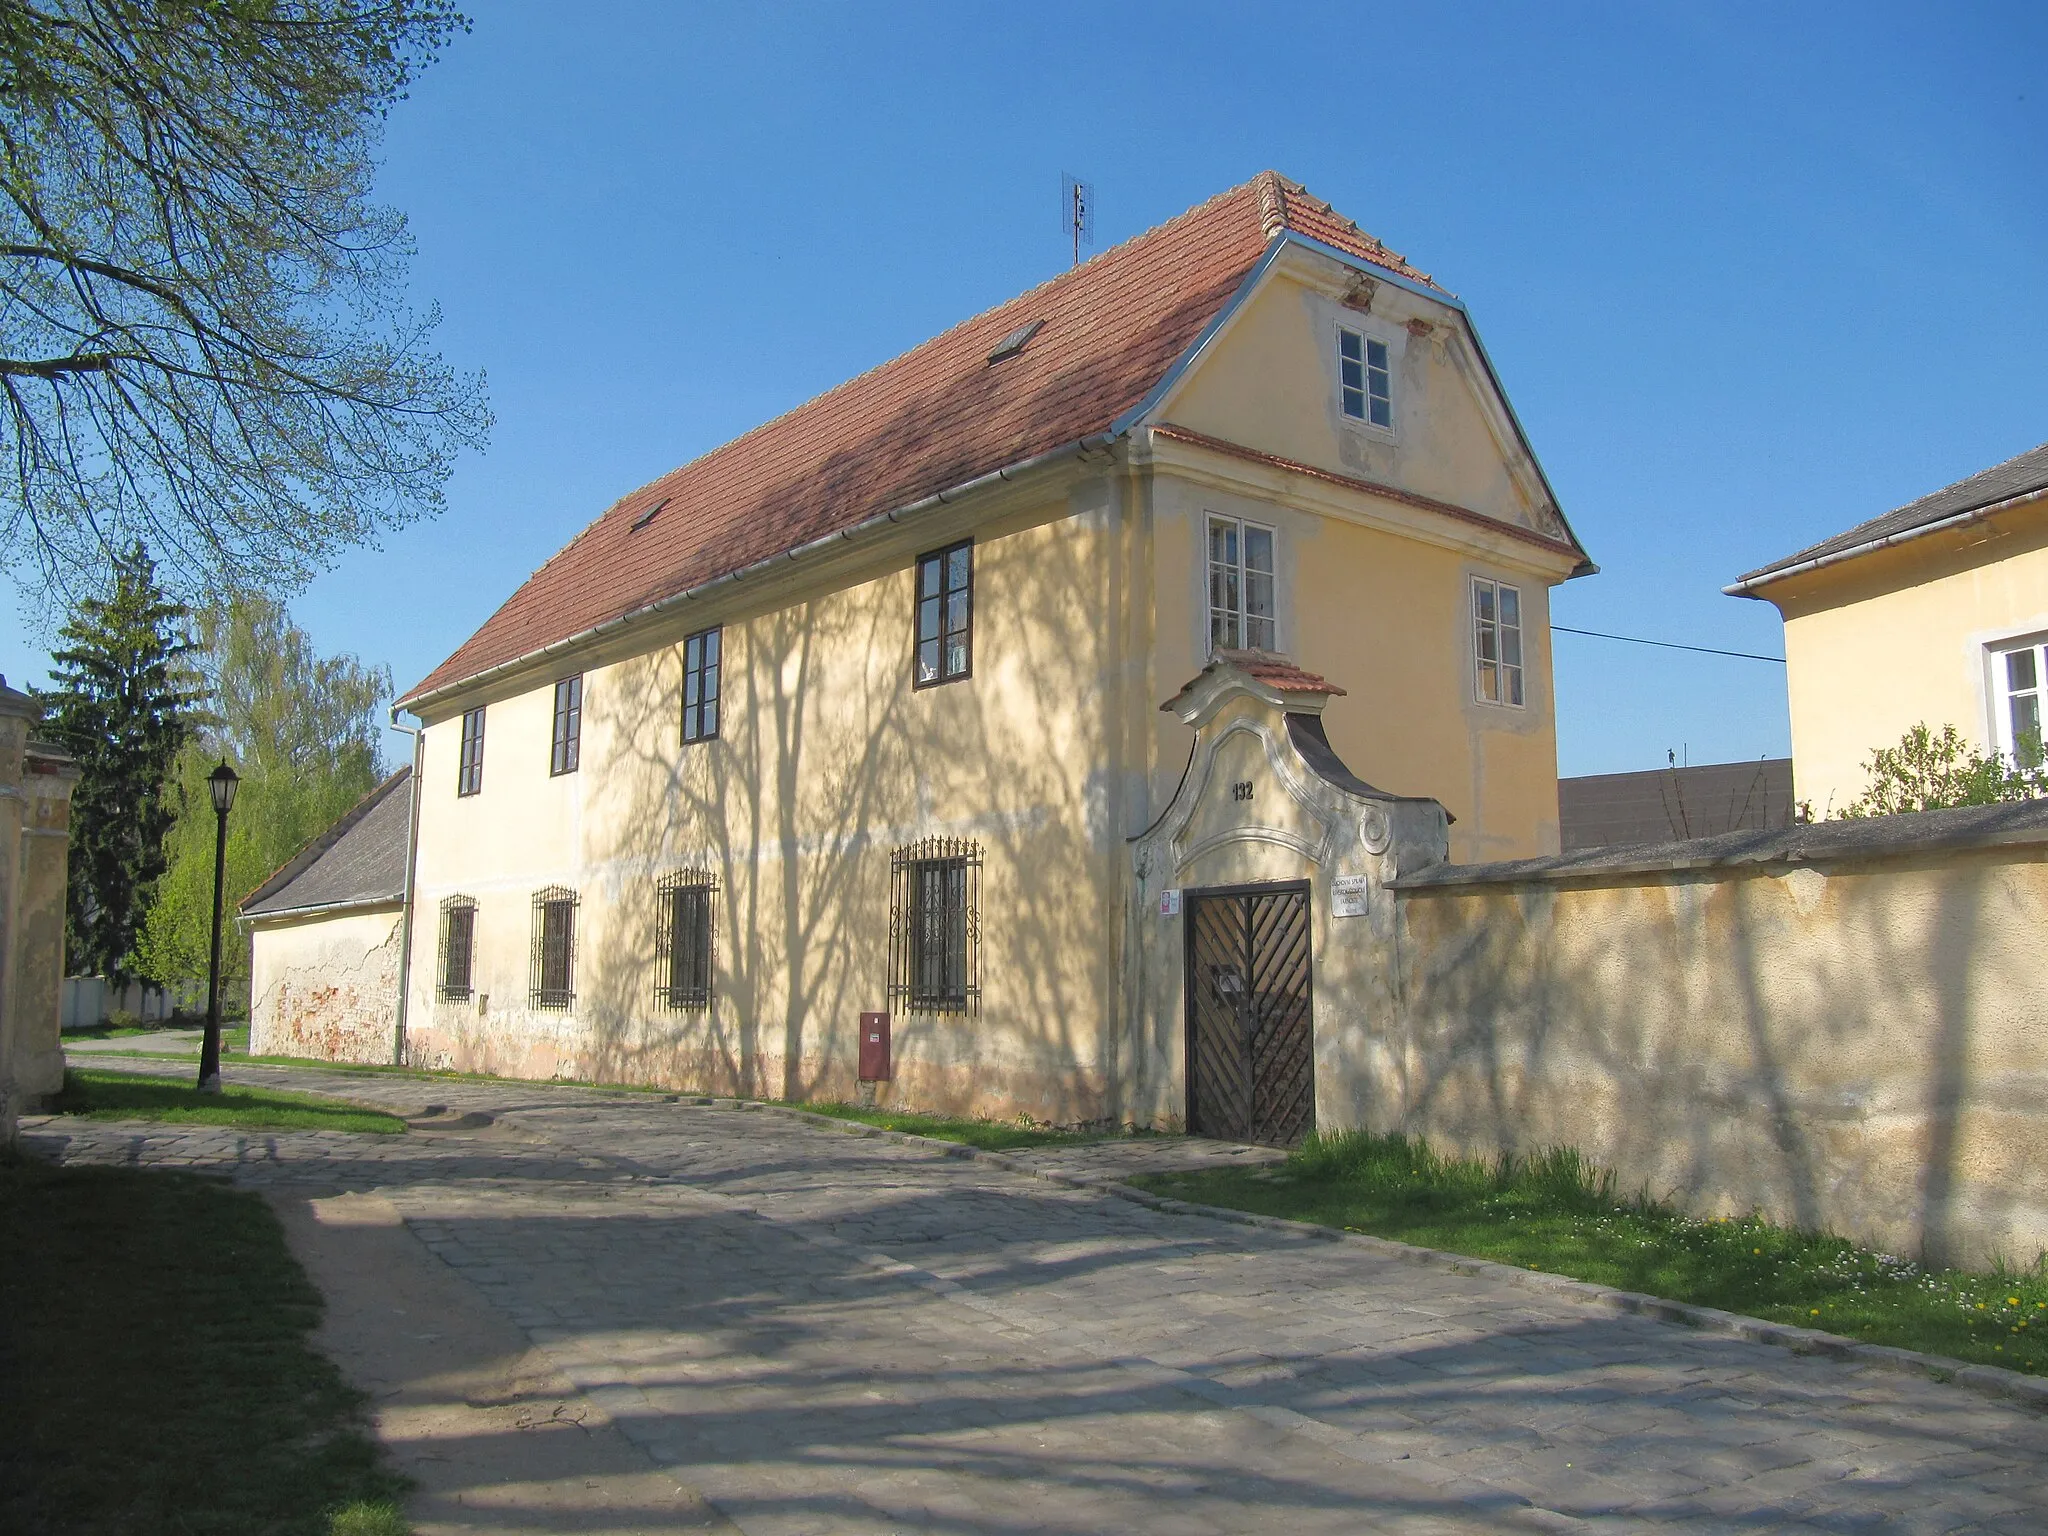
[1378,803,2048,1269]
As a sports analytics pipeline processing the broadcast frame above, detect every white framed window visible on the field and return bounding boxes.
[1994,639,2048,768]
[1338,326,1392,429]
[1472,576,1524,707]
[1207,514,1276,653]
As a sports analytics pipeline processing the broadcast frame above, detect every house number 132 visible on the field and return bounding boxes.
[1231,780,1255,801]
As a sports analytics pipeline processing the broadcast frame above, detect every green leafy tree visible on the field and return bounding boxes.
[0,0,490,604]
[1834,722,2048,819]
[35,542,204,979]
[135,593,390,1007]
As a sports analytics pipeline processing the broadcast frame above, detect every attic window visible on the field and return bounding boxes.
[630,497,670,533]
[986,320,1043,365]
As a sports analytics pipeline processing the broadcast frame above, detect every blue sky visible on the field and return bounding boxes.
[2,1,2042,777]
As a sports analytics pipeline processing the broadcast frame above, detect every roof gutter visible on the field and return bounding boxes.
[394,430,1118,720]
[1724,483,2048,598]
[242,894,405,923]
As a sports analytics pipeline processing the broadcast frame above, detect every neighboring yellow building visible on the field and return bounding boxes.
[1729,441,2048,816]
[387,172,1593,1127]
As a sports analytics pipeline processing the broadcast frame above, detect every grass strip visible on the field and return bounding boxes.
[792,1101,1109,1151]
[71,1050,684,1092]
[0,1158,410,1535]
[52,1068,406,1135]
[1134,1128,2048,1375]
[66,1024,250,1052]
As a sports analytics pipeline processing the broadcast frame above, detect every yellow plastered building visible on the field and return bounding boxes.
[385,173,1594,1127]
[1729,442,2048,816]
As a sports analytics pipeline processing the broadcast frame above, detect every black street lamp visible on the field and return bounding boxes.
[196,760,239,1094]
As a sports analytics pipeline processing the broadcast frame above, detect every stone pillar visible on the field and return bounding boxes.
[0,676,79,1143]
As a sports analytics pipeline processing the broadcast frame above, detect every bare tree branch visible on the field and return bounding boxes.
[0,0,489,608]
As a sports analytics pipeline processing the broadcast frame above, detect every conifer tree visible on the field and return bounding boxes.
[37,544,204,979]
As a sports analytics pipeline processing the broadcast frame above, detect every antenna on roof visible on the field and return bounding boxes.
[1061,174,1093,268]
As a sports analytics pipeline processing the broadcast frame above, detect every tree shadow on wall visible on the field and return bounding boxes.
[1391,847,2028,1267]
[573,514,1126,1126]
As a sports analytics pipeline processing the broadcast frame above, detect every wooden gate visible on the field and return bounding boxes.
[1184,883,1314,1146]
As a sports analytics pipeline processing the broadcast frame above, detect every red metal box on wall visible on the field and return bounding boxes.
[858,1012,891,1082]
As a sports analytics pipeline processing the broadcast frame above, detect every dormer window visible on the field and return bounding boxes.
[986,320,1043,365]
[1338,326,1391,429]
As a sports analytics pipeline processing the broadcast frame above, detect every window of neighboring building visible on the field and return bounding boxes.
[682,626,721,743]
[457,706,486,796]
[529,887,578,1010]
[1472,576,1525,707]
[889,837,981,1015]
[1207,514,1276,653]
[1995,639,2048,768]
[655,870,716,1010]
[438,896,476,1001]
[914,540,973,687]
[550,675,582,776]
[1338,326,1392,429]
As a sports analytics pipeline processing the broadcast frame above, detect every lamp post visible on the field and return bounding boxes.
[196,761,239,1094]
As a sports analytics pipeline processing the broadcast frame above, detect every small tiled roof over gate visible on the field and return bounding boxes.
[400,174,1454,710]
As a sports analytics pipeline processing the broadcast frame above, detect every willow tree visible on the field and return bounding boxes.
[135,591,389,1001]
[0,0,489,602]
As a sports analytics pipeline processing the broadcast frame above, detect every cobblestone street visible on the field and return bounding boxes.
[27,1059,2048,1534]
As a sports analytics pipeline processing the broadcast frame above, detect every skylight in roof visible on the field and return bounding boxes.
[986,319,1043,365]
[630,496,670,533]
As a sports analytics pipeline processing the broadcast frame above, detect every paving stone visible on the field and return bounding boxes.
[25,1058,2048,1534]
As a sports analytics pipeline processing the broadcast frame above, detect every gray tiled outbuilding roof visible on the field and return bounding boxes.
[1730,440,2048,593]
[1395,796,2048,889]
[240,766,411,919]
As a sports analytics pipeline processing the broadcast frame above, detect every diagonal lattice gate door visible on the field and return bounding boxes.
[1184,883,1314,1147]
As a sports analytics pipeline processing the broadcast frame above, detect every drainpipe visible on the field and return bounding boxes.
[388,712,424,1067]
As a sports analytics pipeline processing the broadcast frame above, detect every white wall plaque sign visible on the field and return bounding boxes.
[1331,876,1370,918]
[1159,888,1182,917]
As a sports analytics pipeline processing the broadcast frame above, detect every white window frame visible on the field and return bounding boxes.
[1472,576,1525,708]
[1206,513,1278,654]
[1992,636,2048,768]
[1337,324,1393,431]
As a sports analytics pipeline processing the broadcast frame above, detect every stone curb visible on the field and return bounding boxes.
[733,1099,2048,1417]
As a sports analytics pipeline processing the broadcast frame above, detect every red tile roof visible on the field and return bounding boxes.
[401,174,1439,708]
[1208,650,1349,698]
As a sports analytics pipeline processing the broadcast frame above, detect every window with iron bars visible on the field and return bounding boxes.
[529,886,578,1010]
[888,838,981,1015]
[438,896,477,1001]
[654,869,717,1011]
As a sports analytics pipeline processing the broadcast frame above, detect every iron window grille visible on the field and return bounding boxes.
[889,837,982,1015]
[914,541,973,687]
[1338,326,1392,428]
[551,675,582,775]
[683,626,721,743]
[457,706,486,796]
[654,869,717,1010]
[1472,576,1525,707]
[438,896,477,1001]
[529,886,578,1010]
